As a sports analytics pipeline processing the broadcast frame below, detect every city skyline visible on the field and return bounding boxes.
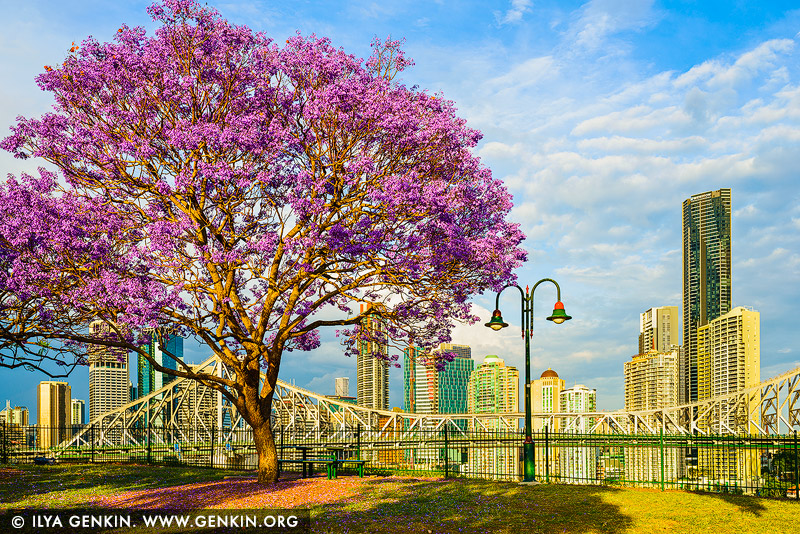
[1,1,798,415]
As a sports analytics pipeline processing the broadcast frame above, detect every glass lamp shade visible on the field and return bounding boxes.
[546,301,572,324]
[485,309,508,331]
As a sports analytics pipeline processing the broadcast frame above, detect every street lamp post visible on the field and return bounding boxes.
[485,278,571,483]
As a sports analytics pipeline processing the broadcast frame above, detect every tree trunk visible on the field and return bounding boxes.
[253,418,279,484]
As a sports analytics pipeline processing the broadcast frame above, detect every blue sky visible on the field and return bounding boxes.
[1,1,799,419]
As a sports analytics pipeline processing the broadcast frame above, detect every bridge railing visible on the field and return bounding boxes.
[3,421,800,498]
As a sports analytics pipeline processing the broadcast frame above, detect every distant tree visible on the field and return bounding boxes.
[0,0,525,483]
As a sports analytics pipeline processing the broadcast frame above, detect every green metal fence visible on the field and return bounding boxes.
[2,420,798,498]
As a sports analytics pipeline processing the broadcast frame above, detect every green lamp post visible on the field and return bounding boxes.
[485,278,571,482]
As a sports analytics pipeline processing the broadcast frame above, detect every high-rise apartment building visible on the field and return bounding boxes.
[37,381,71,448]
[697,307,760,421]
[532,368,565,478]
[623,348,681,485]
[624,348,679,411]
[88,321,130,421]
[138,331,183,398]
[0,401,29,426]
[468,355,519,415]
[681,188,732,403]
[335,377,350,397]
[532,368,565,431]
[559,385,597,422]
[627,307,681,485]
[466,355,519,480]
[639,306,679,354]
[71,399,86,426]
[559,384,597,483]
[356,303,389,410]
[0,401,29,450]
[696,306,760,480]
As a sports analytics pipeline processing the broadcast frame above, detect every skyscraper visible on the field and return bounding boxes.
[532,368,565,479]
[403,346,424,413]
[0,401,29,449]
[681,188,732,403]
[623,348,680,485]
[37,381,71,448]
[624,348,679,411]
[71,399,86,426]
[88,321,130,421]
[696,306,760,479]
[434,344,473,416]
[137,331,183,398]
[334,377,350,397]
[559,384,597,420]
[639,306,679,354]
[467,355,519,415]
[532,368,565,431]
[466,355,519,480]
[356,303,389,410]
[559,384,598,483]
[0,401,28,426]
[697,307,760,417]
[403,344,473,416]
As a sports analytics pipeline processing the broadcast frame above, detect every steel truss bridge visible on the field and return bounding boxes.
[62,355,800,449]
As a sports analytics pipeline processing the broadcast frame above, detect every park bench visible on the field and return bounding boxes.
[277,456,336,478]
[276,456,368,479]
[327,458,368,479]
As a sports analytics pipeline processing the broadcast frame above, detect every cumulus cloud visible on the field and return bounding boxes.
[445,21,799,409]
[3,0,799,414]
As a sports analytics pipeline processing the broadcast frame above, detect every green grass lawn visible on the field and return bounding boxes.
[311,478,800,533]
[1,464,799,533]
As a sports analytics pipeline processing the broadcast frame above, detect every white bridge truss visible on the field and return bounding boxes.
[62,356,800,449]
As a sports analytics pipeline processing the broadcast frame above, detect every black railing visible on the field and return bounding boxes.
[2,420,798,498]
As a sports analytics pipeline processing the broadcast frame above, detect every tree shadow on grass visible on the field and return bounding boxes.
[82,474,328,510]
[685,489,774,517]
[0,464,246,507]
[311,478,634,534]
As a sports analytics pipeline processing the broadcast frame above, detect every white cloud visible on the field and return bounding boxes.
[566,0,659,53]
[3,1,799,415]
[494,0,533,26]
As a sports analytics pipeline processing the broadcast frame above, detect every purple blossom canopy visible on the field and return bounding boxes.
[0,0,526,371]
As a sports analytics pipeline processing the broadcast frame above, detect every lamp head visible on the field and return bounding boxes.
[547,301,572,324]
[485,309,508,331]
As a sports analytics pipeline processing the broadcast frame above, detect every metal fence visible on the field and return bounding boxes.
[2,421,799,498]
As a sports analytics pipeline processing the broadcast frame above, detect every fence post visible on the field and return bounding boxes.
[794,431,799,501]
[210,419,216,468]
[147,425,152,465]
[545,426,549,483]
[90,424,95,463]
[2,420,7,464]
[356,424,361,461]
[444,423,449,479]
[660,427,665,492]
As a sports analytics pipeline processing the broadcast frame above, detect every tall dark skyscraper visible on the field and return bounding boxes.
[137,331,183,398]
[681,188,731,403]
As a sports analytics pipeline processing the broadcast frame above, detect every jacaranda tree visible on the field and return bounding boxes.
[0,0,525,482]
